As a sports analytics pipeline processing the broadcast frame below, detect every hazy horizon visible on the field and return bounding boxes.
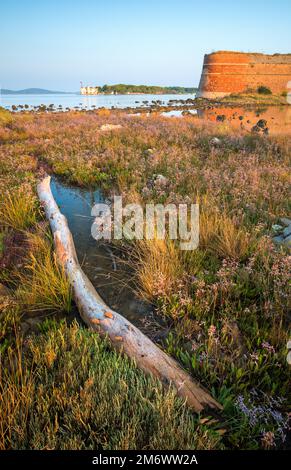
[0,84,197,93]
[1,0,291,91]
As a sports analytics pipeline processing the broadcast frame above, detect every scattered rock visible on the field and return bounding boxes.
[272,224,283,232]
[257,119,267,129]
[210,137,221,146]
[251,125,261,133]
[273,235,284,244]
[283,234,291,247]
[100,124,122,131]
[280,217,291,226]
[251,119,268,133]
[283,226,291,238]
[272,216,291,248]
[154,174,168,188]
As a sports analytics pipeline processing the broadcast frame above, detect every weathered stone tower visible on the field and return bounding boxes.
[197,51,291,98]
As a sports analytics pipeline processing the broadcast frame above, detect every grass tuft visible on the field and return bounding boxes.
[16,231,72,314]
[0,188,39,231]
[133,237,184,301]
[200,211,255,259]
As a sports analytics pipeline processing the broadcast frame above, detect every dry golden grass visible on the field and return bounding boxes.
[16,230,72,314]
[133,237,183,301]
[0,188,39,231]
[199,210,254,259]
[0,108,13,127]
[0,330,35,449]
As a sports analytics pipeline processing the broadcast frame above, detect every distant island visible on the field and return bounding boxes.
[80,84,197,95]
[1,88,74,95]
[1,85,197,96]
[100,84,197,94]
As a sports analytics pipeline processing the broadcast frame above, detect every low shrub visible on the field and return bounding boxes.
[0,108,13,128]
[257,86,272,95]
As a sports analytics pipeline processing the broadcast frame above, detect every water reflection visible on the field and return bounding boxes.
[197,106,291,135]
[50,178,152,327]
[0,93,195,111]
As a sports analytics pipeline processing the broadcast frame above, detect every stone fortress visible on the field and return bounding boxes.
[80,83,99,95]
[197,51,291,98]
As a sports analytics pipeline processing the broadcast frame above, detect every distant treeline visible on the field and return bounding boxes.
[100,84,197,94]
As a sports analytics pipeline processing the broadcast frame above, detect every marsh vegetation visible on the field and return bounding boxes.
[0,106,290,449]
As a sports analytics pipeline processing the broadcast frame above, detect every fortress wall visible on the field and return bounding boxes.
[197,51,291,98]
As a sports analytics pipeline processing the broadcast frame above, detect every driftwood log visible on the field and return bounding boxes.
[37,176,222,413]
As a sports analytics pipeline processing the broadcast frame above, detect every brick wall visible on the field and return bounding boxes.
[197,51,291,98]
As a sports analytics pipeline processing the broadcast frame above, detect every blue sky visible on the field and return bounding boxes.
[1,0,291,90]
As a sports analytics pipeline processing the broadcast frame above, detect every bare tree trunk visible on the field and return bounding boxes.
[37,176,222,413]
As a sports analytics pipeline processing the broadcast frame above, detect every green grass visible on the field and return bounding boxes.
[220,92,286,105]
[0,321,222,450]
